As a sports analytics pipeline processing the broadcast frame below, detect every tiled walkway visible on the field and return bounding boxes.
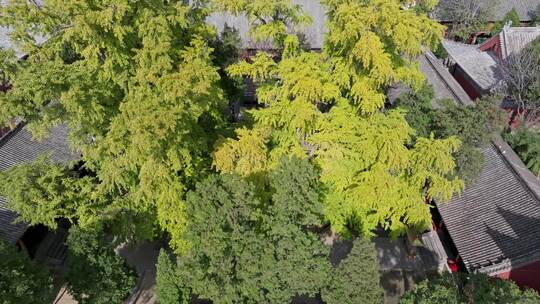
[374,236,443,304]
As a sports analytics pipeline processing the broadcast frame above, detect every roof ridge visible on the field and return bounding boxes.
[505,26,540,32]
[0,122,25,150]
[423,51,473,106]
[500,27,508,58]
[491,134,540,203]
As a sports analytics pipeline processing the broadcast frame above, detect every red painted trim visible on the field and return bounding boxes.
[495,259,540,292]
[479,34,502,60]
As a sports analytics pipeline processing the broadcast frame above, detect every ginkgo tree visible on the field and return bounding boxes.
[0,0,463,250]
[214,0,463,237]
[0,0,228,248]
[213,0,313,47]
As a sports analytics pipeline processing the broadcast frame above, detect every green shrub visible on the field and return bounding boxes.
[492,8,520,34]
[66,227,136,304]
[0,240,54,304]
[504,127,540,177]
[401,273,540,304]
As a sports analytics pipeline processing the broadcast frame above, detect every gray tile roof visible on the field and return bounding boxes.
[387,51,474,106]
[481,0,539,22]
[0,124,78,243]
[0,200,26,243]
[443,27,539,94]
[206,0,326,49]
[429,30,540,274]
[435,0,539,22]
[386,51,474,106]
[499,26,540,58]
[419,51,474,106]
[438,135,540,274]
[443,39,502,91]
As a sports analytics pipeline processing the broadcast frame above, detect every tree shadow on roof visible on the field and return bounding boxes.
[484,206,540,289]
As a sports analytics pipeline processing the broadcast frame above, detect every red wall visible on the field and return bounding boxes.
[479,34,502,60]
[451,67,482,100]
[496,259,540,292]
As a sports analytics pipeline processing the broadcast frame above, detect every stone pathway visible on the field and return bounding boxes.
[117,241,162,304]
[53,235,443,304]
[322,229,442,304]
[374,237,442,304]
[53,286,77,304]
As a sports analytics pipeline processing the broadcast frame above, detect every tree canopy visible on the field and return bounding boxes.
[174,157,332,303]
[157,157,385,303]
[65,227,136,304]
[0,157,94,229]
[505,127,540,177]
[0,240,54,304]
[215,0,462,238]
[0,0,464,253]
[0,0,230,246]
[394,86,506,185]
[0,2,480,302]
[156,250,190,304]
[321,238,384,304]
[400,273,540,304]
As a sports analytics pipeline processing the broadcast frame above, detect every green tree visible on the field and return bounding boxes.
[211,25,245,104]
[322,0,444,113]
[393,84,437,138]
[213,0,312,47]
[400,273,540,304]
[492,8,521,34]
[66,227,136,304]
[157,157,385,303]
[156,250,189,304]
[322,238,384,304]
[439,96,509,184]
[452,145,485,186]
[400,273,462,304]
[465,273,540,303]
[435,0,488,41]
[504,127,540,177]
[215,0,461,238]
[412,0,439,14]
[433,102,491,148]
[528,38,540,108]
[395,87,505,185]
[0,0,228,248]
[433,41,449,59]
[0,240,54,304]
[432,102,491,185]
[176,157,331,303]
[0,157,95,229]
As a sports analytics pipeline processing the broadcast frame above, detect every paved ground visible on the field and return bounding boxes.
[322,231,441,304]
[118,241,162,304]
[53,286,77,304]
[53,240,163,304]
[375,237,439,272]
[53,235,441,304]
[374,237,440,304]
